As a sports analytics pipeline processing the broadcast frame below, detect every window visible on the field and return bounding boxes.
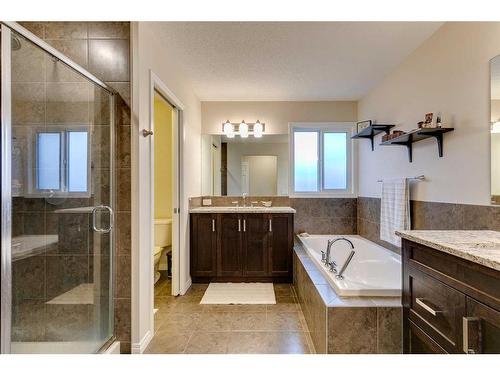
[290,123,354,196]
[29,127,90,197]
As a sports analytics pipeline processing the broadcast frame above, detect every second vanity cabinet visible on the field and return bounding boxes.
[190,212,293,282]
[402,239,500,354]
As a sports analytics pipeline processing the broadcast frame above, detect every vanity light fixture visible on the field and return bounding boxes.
[239,121,249,138]
[492,120,500,134]
[223,120,234,136]
[253,120,263,138]
[221,120,266,138]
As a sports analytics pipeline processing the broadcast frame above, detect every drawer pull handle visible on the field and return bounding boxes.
[238,219,241,232]
[463,317,482,354]
[269,219,272,232]
[243,219,246,232]
[212,219,216,232]
[415,298,442,316]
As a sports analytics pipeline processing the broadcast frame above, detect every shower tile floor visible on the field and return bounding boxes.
[147,276,314,354]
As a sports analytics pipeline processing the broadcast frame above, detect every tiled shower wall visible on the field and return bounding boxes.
[17,22,131,352]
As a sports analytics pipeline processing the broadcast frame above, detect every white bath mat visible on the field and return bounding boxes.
[200,283,276,305]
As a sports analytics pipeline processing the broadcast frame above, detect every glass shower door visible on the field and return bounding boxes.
[1,26,115,354]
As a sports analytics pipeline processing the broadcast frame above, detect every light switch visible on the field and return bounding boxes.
[202,198,212,206]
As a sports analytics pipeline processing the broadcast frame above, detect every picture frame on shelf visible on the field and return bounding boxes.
[356,120,372,133]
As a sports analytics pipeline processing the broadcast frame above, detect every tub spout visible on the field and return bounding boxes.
[325,237,354,269]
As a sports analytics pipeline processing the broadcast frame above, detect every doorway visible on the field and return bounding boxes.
[148,74,183,339]
[152,92,175,304]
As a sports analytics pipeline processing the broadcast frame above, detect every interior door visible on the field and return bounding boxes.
[243,214,268,277]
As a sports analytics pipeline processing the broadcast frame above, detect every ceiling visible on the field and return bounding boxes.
[153,22,443,101]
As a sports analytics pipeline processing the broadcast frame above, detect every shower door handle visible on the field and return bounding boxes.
[92,205,114,233]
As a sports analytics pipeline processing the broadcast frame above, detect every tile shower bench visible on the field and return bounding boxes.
[293,238,402,354]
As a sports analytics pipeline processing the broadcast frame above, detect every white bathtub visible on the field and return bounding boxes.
[298,235,401,297]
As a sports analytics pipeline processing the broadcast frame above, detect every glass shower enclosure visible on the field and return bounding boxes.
[1,22,115,353]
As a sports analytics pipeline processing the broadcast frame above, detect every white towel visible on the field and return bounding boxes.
[380,178,411,247]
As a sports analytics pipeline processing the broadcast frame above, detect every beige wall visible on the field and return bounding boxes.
[358,22,500,206]
[202,101,357,134]
[131,22,202,351]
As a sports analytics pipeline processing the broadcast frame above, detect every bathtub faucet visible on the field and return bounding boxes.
[323,238,354,272]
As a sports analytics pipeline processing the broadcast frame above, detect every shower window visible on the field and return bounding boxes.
[29,127,90,197]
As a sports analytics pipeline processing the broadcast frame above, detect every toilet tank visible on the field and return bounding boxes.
[154,218,172,248]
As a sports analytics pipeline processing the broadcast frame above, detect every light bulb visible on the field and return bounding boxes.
[223,120,233,135]
[239,121,248,138]
[253,120,263,138]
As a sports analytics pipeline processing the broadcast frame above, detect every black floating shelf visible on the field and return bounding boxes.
[351,124,395,151]
[379,127,454,162]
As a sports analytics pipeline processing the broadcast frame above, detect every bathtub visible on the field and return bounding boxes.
[297,235,401,297]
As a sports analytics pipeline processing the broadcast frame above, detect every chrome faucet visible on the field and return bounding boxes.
[242,193,248,207]
[321,239,336,265]
[322,237,354,273]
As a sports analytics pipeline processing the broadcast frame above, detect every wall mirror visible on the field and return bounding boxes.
[491,55,500,204]
[201,134,289,196]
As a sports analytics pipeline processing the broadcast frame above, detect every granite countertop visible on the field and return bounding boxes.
[189,206,296,214]
[396,230,500,271]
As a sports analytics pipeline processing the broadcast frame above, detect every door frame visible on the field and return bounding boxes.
[148,70,184,332]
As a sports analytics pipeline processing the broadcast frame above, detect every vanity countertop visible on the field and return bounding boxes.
[396,230,500,271]
[189,206,296,214]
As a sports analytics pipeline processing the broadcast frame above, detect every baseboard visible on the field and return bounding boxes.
[131,330,153,354]
[180,277,192,295]
[103,341,121,354]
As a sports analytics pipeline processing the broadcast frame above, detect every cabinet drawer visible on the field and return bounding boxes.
[408,320,447,354]
[408,267,466,353]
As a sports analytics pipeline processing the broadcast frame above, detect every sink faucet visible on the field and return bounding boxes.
[242,193,248,207]
[322,237,354,272]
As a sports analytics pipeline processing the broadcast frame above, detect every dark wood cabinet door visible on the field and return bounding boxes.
[242,214,268,276]
[218,213,243,277]
[269,214,293,279]
[190,214,217,277]
[465,298,500,354]
[408,321,447,354]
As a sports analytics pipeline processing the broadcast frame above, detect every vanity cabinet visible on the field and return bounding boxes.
[190,212,293,282]
[402,239,500,354]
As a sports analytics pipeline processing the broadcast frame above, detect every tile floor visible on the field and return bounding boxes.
[145,276,314,354]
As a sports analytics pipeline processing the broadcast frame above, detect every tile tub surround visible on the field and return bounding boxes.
[358,197,500,255]
[293,239,402,354]
[396,230,500,271]
[17,22,132,352]
[189,197,357,235]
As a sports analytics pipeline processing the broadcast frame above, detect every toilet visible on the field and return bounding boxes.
[154,218,172,284]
